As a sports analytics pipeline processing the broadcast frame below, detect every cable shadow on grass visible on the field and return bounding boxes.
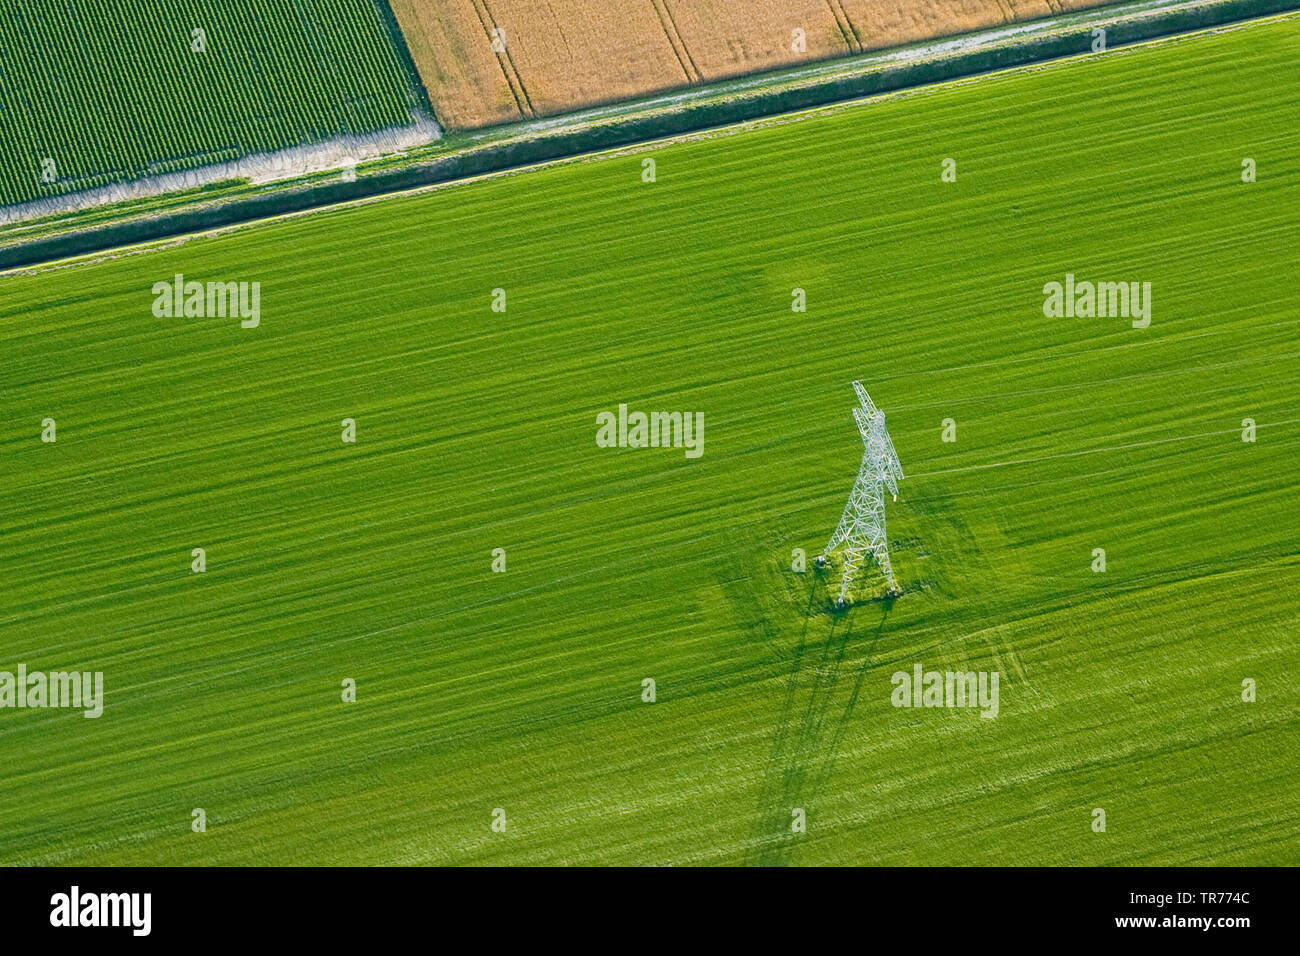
[746,578,892,866]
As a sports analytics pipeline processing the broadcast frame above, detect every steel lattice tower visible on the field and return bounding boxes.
[819,382,904,604]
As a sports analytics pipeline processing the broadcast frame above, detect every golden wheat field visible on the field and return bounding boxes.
[388,0,1120,128]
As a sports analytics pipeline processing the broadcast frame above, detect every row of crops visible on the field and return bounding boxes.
[0,0,422,208]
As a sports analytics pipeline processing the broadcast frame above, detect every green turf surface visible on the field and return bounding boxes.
[1,15,1297,865]
[0,0,419,207]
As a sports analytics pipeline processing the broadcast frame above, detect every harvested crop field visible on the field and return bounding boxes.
[388,0,1121,128]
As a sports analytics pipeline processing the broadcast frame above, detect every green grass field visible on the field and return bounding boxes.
[1,15,1297,865]
[0,0,420,207]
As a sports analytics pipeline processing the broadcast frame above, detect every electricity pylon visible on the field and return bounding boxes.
[819,382,904,604]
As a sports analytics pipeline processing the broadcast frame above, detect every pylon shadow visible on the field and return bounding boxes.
[747,576,892,865]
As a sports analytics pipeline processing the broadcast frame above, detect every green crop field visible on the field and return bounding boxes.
[1,15,1297,866]
[0,0,420,208]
